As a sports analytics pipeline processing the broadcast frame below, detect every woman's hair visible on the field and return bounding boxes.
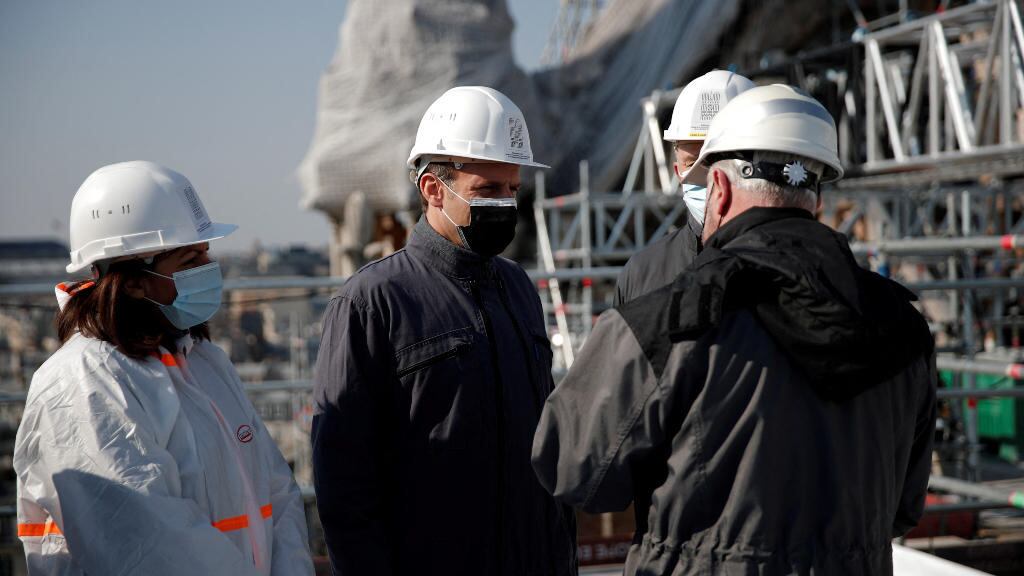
[56,258,210,359]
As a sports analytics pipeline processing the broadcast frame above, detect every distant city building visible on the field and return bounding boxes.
[256,245,331,277]
[0,239,68,284]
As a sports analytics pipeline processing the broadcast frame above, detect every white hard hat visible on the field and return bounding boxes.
[406,85,548,171]
[66,161,237,275]
[664,70,756,142]
[683,84,844,186]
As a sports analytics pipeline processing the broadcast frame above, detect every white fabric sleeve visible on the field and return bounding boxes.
[257,417,315,576]
[16,359,261,576]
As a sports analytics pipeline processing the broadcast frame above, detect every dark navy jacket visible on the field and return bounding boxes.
[614,211,702,306]
[312,217,577,576]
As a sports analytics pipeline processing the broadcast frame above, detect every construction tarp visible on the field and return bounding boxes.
[299,0,742,217]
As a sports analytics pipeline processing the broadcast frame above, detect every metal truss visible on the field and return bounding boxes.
[540,0,604,67]
[616,1,1024,191]
[536,178,689,264]
[621,89,681,195]
[824,182,1024,243]
[859,1,1023,166]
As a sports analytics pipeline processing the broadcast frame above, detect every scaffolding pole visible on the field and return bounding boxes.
[929,475,1024,510]
[937,357,1024,379]
[851,234,1024,255]
[535,172,576,367]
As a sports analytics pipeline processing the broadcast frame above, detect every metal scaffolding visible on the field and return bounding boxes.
[540,0,605,67]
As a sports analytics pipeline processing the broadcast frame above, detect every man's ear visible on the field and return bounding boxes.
[673,161,684,181]
[710,168,733,217]
[419,173,445,210]
[123,275,147,300]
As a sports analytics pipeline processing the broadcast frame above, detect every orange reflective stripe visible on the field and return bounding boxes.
[212,514,249,532]
[18,524,46,537]
[212,504,273,533]
[149,352,176,364]
[18,520,62,537]
[57,281,95,296]
[20,504,275,537]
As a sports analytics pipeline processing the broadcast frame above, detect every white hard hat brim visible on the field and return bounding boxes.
[200,222,239,244]
[517,160,550,169]
[682,140,845,186]
[409,152,549,170]
[663,134,706,143]
[680,163,710,187]
[65,221,238,275]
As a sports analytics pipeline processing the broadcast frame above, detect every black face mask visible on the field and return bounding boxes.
[440,181,518,257]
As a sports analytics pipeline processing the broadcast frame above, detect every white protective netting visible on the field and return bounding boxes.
[299,0,742,216]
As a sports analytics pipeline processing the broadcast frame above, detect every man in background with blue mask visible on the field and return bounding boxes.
[614,70,755,305]
[312,86,578,575]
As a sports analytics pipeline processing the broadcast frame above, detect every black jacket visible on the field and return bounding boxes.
[614,211,702,306]
[533,208,936,575]
[312,218,577,576]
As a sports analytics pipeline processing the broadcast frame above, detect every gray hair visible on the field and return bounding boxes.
[408,162,456,186]
[711,151,820,211]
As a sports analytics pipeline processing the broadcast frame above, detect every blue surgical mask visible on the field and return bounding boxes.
[682,183,707,231]
[145,261,224,330]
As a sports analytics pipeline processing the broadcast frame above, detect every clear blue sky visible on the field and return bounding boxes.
[0,1,559,252]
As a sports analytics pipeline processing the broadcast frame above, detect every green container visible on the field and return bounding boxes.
[940,370,1024,461]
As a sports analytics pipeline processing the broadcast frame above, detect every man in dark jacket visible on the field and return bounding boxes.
[614,70,755,306]
[533,85,936,575]
[312,86,577,575]
[614,213,701,306]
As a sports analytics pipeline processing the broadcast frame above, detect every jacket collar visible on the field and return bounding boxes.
[686,210,703,254]
[406,216,492,279]
[704,206,815,250]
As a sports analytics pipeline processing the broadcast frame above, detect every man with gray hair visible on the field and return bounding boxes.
[532,85,936,575]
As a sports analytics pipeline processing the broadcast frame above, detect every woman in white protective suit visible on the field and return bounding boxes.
[13,161,314,575]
